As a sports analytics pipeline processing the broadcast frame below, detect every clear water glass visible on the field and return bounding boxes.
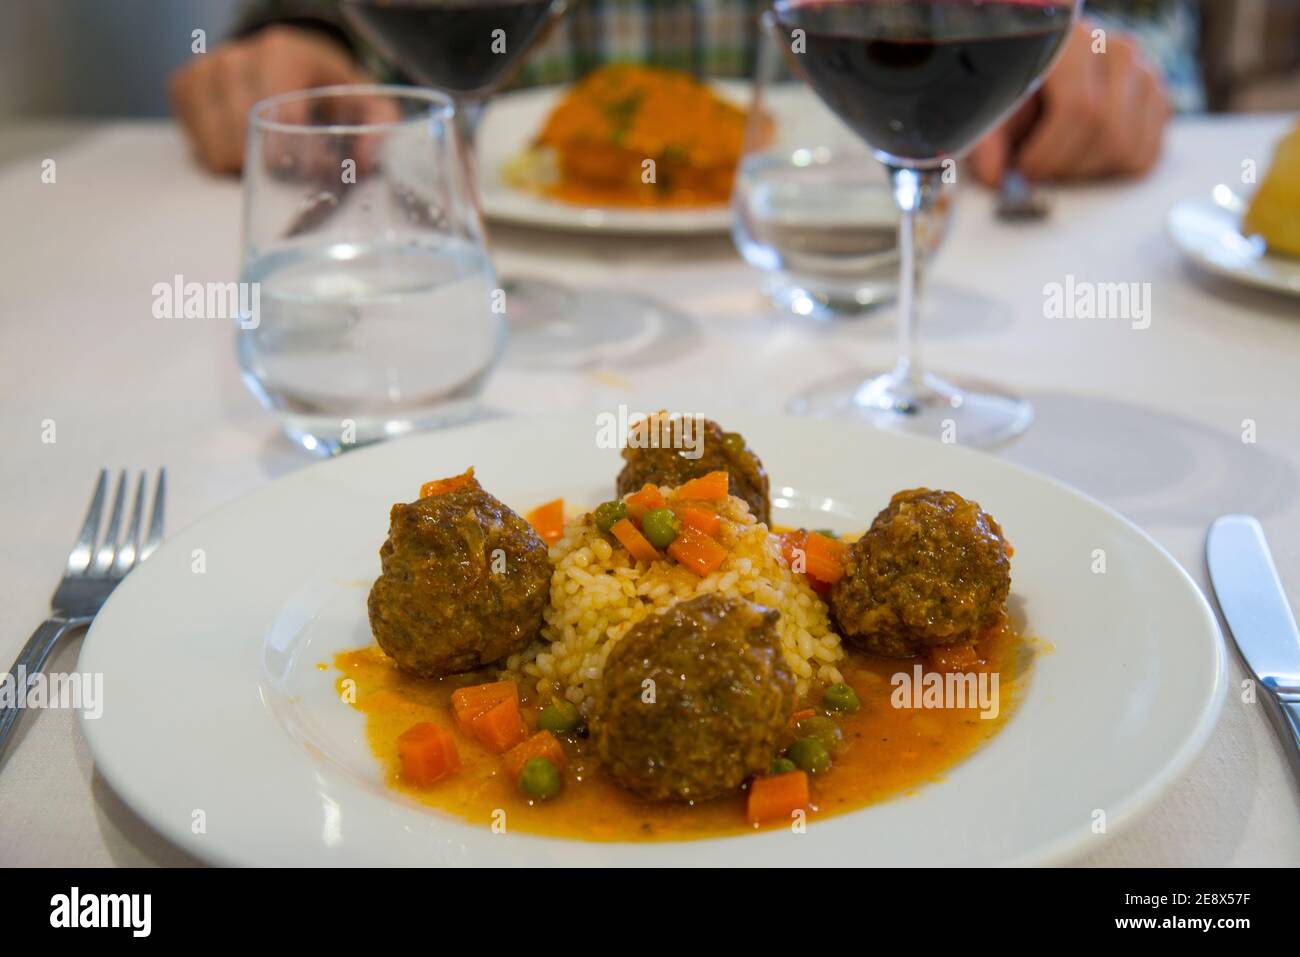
[239,85,501,456]
[733,86,953,319]
[341,0,691,372]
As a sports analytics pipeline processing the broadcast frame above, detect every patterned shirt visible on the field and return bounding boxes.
[234,0,1206,108]
[516,0,765,85]
[1088,0,1204,111]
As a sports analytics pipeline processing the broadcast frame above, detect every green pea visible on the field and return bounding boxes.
[786,738,831,775]
[721,432,746,455]
[812,529,839,539]
[538,700,581,734]
[592,499,628,532]
[641,507,680,549]
[770,756,797,775]
[793,714,844,754]
[822,682,861,714]
[518,757,562,800]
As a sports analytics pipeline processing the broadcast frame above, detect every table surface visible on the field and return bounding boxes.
[0,114,1297,867]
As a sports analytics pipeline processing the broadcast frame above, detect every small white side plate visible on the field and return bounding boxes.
[1166,189,1300,297]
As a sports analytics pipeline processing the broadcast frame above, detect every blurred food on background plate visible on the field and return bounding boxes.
[502,65,770,208]
[1244,121,1300,257]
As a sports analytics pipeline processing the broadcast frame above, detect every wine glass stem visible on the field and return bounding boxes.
[454,95,487,175]
[451,94,493,252]
[887,166,941,396]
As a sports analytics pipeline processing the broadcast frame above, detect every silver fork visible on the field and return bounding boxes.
[996,170,1050,222]
[0,469,165,766]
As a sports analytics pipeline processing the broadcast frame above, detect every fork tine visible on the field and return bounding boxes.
[91,471,128,577]
[66,470,108,576]
[141,468,166,561]
[110,473,147,577]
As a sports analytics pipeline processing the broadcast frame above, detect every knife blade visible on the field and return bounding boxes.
[1206,514,1300,780]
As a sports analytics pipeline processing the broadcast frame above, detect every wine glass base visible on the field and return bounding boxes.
[283,396,485,458]
[787,369,1032,448]
[502,276,695,369]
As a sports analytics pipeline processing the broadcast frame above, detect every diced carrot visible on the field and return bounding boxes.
[746,770,810,825]
[526,498,565,545]
[788,708,816,729]
[502,731,567,779]
[807,577,832,598]
[780,530,806,570]
[802,531,848,585]
[470,696,528,753]
[668,525,728,577]
[781,530,847,586]
[451,680,518,734]
[675,470,730,501]
[625,483,666,521]
[419,467,476,499]
[397,723,460,788]
[674,504,721,537]
[611,517,661,563]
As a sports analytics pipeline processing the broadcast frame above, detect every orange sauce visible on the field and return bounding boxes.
[334,623,1026,841]
[527,65,762,210]
[545,180,731,209]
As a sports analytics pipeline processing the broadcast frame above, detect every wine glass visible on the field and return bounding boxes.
[343,0,690,368]
[239,86,500,456]
[772,0,1080,446]
[732,11,954,319]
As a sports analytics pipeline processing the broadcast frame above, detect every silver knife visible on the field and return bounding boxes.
[1206,515,1300,782]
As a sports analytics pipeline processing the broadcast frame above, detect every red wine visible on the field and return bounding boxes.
[774,0,1073,164]
[344,0,562,96]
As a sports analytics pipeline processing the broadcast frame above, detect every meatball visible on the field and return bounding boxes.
[367,474,551,677]
[617,416,771,525]
[830,489,1010,657]
[591,594,794,802]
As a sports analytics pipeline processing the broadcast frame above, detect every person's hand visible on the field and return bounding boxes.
[968,20,1170,186]
[169,25,371,175]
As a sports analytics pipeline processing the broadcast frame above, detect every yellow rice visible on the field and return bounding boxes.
[503,487,845,713]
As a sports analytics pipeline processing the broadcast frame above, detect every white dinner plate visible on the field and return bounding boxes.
[477,84,743,235]
[1166,188,1300,297]
[80,415,1224,866]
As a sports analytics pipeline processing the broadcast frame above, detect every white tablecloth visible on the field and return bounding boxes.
[0,115,1297,867]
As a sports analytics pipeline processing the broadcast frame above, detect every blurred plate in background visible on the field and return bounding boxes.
[477,83,745,235]
[1166,189,1300,298]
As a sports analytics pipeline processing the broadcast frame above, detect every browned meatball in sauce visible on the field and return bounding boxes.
[591,594,794,802]
[830,488,1010,658]
[617,416,771,525]
[368,475,551,677]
